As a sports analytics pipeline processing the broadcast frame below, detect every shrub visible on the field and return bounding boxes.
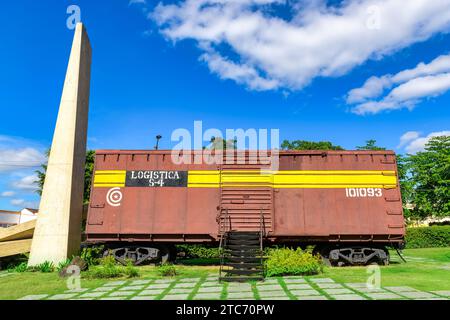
[176,245,222,259]
[158,263,177,277]
[8,262,28,273]
[124,260,140,278]
[82,256,140,279]
[80,245,104,267]
[405,226,450,248]
[87,265,122,279]
[265,247,323,277]
[36,261,55,273]
[56,259,72,273]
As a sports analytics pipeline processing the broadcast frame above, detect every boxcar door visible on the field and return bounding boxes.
[218,152,274,235]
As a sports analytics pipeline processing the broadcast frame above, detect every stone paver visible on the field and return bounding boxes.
[283,278,306,284]
[103,281,127,287]
[332,294,366,300]
[354,287,386,294]
[227,292,256,299]
[162,294,190,300]
[310,278,335,283]
[108,291,136,297]
[130,279,153,285]
[201,281,220,287]
[297,296,328,300]
[323,288,354,295]
[194,293,222,300]
[227,284,252,292]
[179,278,201,283]
[92,286,117,292]
[14,275,450,301]
[346,283,368,288]
[432,291,450,297]
[174,282,196,288]
[169,288,193,294]
[197,286,223,293]
[139,289,166,296]
[366,292,404,300]
[261,296,291,300]
[257,284,283,291]
[258,290,288,298]
[154,279,175,284]
[64,288,89,293]
[290,289,321,296]
[100,297,128,300]
[119,285,145,291]
[385,286,418,293]
[285,284,312,290]
[47,293,79,300]
[19,294,49,300]
[317,283,344,289]
[146,283,171,289]
[79,291,107,299]
[262,279,280,284]
[399,291,438,299]
[131,296,158,300]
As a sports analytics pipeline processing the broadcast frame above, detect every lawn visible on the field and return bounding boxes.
[0,247,449,300]
[316,248,450,292]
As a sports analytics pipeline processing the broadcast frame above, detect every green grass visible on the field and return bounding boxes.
[308,248,450,292]
[0,247,449,300]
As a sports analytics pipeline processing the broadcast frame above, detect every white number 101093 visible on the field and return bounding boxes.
[345,188,382,198]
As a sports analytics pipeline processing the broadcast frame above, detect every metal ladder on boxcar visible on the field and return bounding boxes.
[218,158,271,282]
[219,208,266,282]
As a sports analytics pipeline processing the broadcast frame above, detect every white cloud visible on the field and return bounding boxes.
[347,76,392,104]
[10,198,39,209]
[1,191,15,197]
[397,131,420,148]
[150,0,450,92]
[12,175,39,192]
[347,53,450,114]
[0,147,46,172]
[399,131,450,153]
[200,51,279,90]
[10,199,25,206]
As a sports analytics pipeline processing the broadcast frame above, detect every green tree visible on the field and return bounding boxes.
[396,154,414,217]
[356,139,386,151]
[405,136,450,218]
[35,150,95,204]
[204,137,237,150]
[281,140,344,150]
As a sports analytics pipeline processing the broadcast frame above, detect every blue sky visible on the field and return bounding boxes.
[1,0,450,210]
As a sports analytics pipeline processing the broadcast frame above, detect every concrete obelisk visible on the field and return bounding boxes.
[29,23,92,266]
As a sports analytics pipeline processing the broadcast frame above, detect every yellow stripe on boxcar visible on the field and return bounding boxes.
[93,170,126,187]
[93,170,397,189]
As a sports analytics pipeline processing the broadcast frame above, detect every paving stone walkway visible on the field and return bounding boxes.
[17,276,450,301]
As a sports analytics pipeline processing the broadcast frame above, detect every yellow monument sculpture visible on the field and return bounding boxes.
[28,23,92,266]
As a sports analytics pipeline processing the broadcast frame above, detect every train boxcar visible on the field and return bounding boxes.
[86,150,405,269]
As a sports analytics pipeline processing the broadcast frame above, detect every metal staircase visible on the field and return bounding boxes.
[217,158,271,282]
[219,209,265,282]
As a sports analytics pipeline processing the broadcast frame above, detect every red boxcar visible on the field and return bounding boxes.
[86,150,405,266]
